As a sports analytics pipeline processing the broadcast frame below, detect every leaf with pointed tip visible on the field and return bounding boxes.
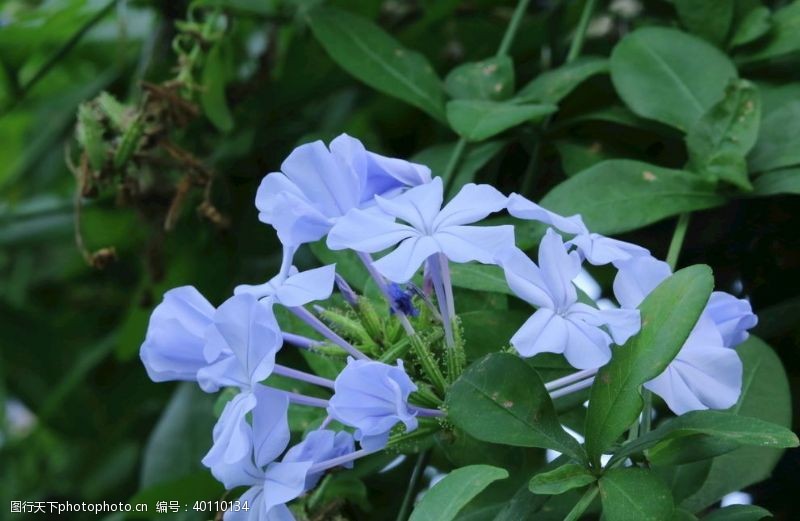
[529,464,596,495]
[409,465,508,521]
[446,100,556,141]
[599,468,674,521]
[516,57,608,104]
[584,266,714,464]
[445,56,514,101]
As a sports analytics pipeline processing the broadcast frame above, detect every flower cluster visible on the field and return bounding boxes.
[140,134,757,519]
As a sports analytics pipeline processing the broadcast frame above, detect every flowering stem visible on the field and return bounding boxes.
[273,364,335,390]
[282,390,329,409]
[544,368,597,391]
[666,213,691,271]
[564,485,599,521]
[409,334,448,395]
[282,332,322,350]
[396,451,429,521]
[308,448,376,474]
[496,0,532,57]
[565,0,598,63]
[289,306,369,360]
[549,376,595,399]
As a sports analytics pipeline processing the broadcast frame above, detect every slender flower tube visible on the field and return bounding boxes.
[289,306,369,360]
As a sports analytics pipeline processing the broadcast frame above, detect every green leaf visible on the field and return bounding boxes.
[140,384,216,487]
[681,337,793,511]
[200,43,234,133]
[307,7,445,121]
[584,265,714,463]
[674,0,734,47]
[686,79,760,190]
[610,27,737,131]
[529,464,596,495]
[460,309,529,360]
[309,239,369,291]
[446,100,556,141]
[703,505,772,521]
[447,353,586,462]
[599,468,674,521]
[748,83,800,173]
[409,464,508,521]
[752,167,800,196]
[445,56,514,101]
[737,2,800,64]
[515,57,608,104]
[729,7,771,48]
[411,140,506,194]
[610,410,798,466]
[646,435,741,467]
[449,263,512,295]
[540,160,725,235]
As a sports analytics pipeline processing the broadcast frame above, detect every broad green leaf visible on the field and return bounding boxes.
[307,7,446,121]
[540,160,725,235]
[584,266,714,463]
[599,468,674,521]
[647,435,741,467]
[447,353,586,462]
[412,140,506,195]
[674,0,734,47]
[554,140,621,177]
[729,7,771,48]
[516,57,608,104]
[309,240,369,291]
[140,384,216,487]
[752,167,800,196]
[654,460,713,505]
[445,56,514,101]
[673,509,700,521]
[529,464,596,495]
[748,83,800,172]
[703,505,772,521]
[686,79,760,190]
[460,309,529,360]
[609,410,798,466]
[127,472,222,519]
[681,337,792,511]
[610,27,737,131]
[409,464,508,521]
[450,263,511,295]
[737,2,800,64]
[200,43,233,132]
[446,100,556,141]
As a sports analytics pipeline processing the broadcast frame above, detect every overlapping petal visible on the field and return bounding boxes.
[506,194,587,235]
[569,233,650,266]
[371,235,440,283]
[435,224,515,264]
[140,286,215,382]
[433,183,508,228]
[327,208,418,252]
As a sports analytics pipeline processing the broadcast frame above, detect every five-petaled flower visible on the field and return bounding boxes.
[327,176,513,282]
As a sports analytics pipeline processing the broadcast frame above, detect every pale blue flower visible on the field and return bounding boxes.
[235,246,336,307]
[705,291,757,348]
[499,230,640,369]
[140,286,216,382]
[282,430,355,490]
[256,134,430,246]
[197,293,283,393]
[506,193,649,266]
[327,177,513,282]
[506,193,587,235]
[613,255,753,414]
[644,316,743,414]
[327,358,418,450]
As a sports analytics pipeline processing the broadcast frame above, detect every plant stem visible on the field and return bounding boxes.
[442,138,467,194]
[565,0,598,63]
[545,368,597,391]
[519,0,598,196]
[396,451,430,521]
[564,485,599,521]
[549,376,595,399]
[497,0,533,57]
[639,390,653,436]
[666,213,691,271]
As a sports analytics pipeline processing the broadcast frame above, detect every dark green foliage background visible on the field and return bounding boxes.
[1,0,798,520]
